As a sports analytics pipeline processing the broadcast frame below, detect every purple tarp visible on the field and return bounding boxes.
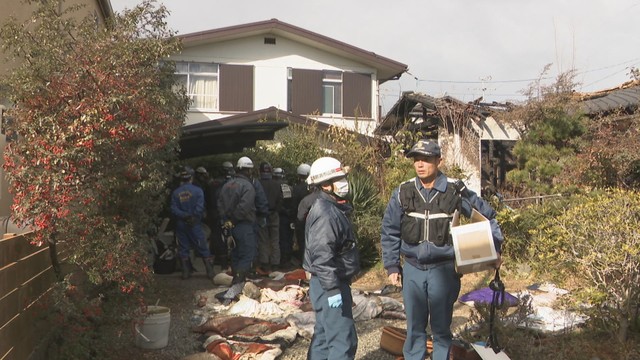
[459,287,519,307]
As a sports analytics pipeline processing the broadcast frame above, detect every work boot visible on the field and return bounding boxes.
[188,258,198,273]
[203,257,215,278]
[232,270,247,285]
[180,258,191,280]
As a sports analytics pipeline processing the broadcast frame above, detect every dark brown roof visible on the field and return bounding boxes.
[178,19,407,83]
[179,107,301,158]
[580,84,640,115]
[179,106,378,158]
[180,107,343,158]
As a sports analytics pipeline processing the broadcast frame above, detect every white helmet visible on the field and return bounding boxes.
[273,167,284,178]
[296,163,311,177]
[237,156,254,169]
[222,161,233,170]
[307,157,347,185]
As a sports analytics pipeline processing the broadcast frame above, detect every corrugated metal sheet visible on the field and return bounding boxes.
[476,116,520,141]
[581,85,640,115]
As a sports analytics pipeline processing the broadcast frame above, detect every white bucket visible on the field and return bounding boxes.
[134,305,171,349]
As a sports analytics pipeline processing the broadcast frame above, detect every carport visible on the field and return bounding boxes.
[178,107,308,158]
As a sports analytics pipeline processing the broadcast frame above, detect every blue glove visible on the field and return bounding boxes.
[327,293,343,308]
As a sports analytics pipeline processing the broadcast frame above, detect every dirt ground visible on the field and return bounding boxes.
[100,263,524,360]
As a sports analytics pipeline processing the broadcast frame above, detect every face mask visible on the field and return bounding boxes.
[332,178,349,198]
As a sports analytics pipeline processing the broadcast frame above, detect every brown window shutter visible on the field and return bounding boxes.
[291,68,323,115]
[343,72,372,118]
[220,64,254,111]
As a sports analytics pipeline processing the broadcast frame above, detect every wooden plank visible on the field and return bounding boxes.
[18,268,55,311]
[0,349,13,360]
[0,233,65,359]
[16,248,51,287]
[16,300,52,360]
[0,234,42,268]
[0,289,53,360]
[0,263,18,300]
[1,249,53,307]
[0,313,20,360]
[0,289,19,330]
[0,346,14,360]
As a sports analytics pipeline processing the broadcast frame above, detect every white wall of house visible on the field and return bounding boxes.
[174,35,380,132]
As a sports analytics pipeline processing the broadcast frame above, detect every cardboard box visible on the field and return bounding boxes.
[451,209,497,274]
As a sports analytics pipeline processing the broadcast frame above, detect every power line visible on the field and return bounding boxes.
[405,56,640,86]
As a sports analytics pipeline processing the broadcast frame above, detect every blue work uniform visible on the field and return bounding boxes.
[304,191,360,360]
[381,173,503,360]
[170,182,211,260]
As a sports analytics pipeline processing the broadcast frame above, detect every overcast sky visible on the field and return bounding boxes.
[111,0,640,112]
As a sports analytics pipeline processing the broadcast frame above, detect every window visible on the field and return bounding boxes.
[289,69,369,117]
[287,68,293,112]
[322,71,342,114]
[175,62,219,110]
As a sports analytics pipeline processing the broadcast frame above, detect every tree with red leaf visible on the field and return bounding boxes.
[0,0,189,297]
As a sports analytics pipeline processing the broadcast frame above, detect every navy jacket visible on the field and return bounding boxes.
[381,173,504,275]
[217,175,256,224]
[170,182,205,221]
[303,191,360,294]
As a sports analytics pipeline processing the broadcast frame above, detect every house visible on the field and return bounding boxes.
[375,91,520,195]
[173,18,408,146]
[579,80,640,117]
[576,80,640,188]
[0,0,114,229]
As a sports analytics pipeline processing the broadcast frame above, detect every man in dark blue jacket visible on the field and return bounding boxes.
[381,139,503,360]
[304,157,360,360]
[170,167,214,280]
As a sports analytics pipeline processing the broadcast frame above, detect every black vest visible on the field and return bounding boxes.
[399,180,461,246]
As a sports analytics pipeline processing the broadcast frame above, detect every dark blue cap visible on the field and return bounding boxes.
[405,139,441,158]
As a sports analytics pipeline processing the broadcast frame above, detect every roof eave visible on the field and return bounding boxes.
[178,19,407,82]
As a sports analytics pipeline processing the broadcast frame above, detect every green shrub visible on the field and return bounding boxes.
[530,189,640,342]
[496,196,571,262]
[349,170,384,268]
[380,147,415,202]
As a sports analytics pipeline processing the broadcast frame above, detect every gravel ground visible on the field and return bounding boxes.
[102,263,476,360]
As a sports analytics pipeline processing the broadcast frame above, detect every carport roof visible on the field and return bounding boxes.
[179,107,306,158]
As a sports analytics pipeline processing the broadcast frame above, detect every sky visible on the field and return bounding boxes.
[111,0,640,113]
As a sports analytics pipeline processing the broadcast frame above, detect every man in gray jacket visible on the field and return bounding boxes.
[304,156,360,360]
[217,156,258,286]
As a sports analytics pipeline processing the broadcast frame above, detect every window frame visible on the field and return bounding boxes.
[322,71,342,115]
[175,61,220,111]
